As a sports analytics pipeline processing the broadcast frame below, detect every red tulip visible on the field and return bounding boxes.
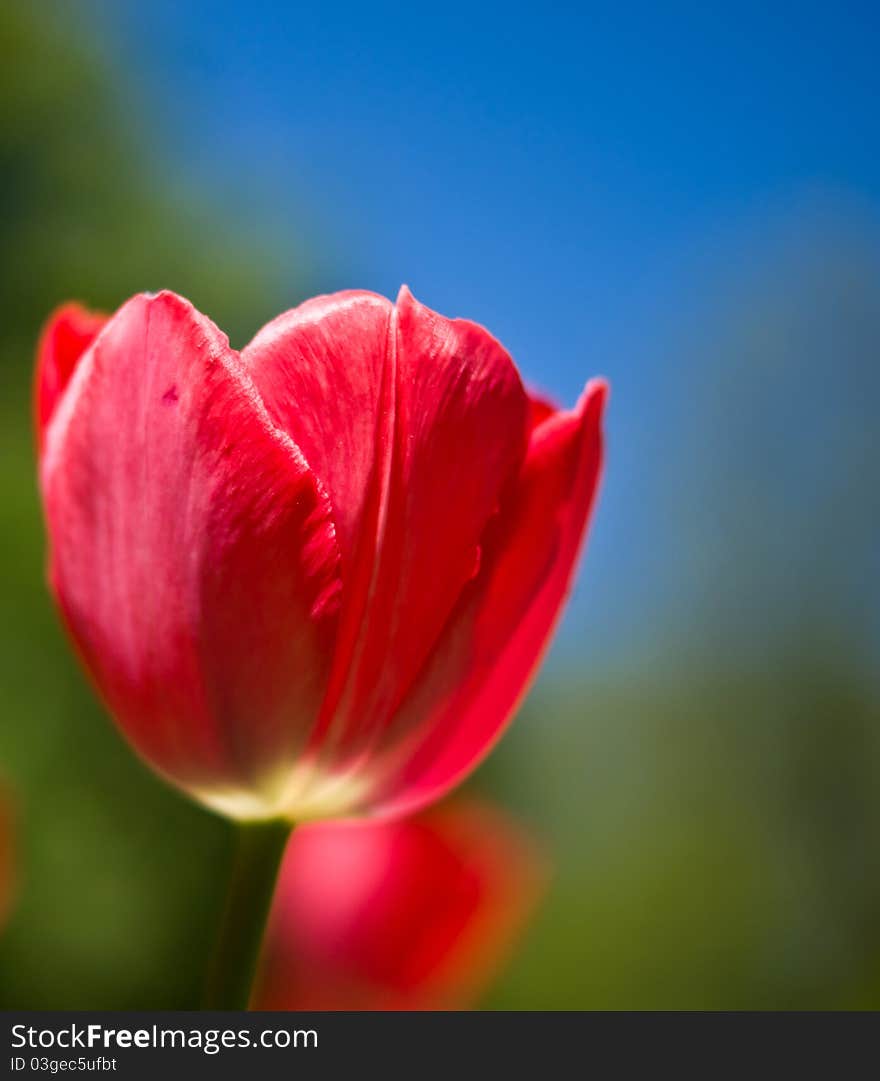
[36,288,605,821]
[252,800,546,1010]
[0,785,15,932]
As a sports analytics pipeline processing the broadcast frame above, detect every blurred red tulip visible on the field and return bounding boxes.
[36,288,605,821]
[0,785,15,932]
[252,801,546,1010]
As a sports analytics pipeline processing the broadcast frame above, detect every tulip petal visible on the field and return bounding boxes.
[243,292,398,790]
[35,303,108,453]
[243,291,394,567]
[245,288,530,781]
[317,287,530,767]
[41,292,342,813]
[370,379,607,817]
[527,388,558,432]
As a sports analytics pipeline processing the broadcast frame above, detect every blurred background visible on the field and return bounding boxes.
[1,0,879,1008]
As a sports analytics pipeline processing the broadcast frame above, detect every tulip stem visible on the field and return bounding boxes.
[202,819,292,1010]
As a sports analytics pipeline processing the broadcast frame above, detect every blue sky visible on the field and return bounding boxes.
[101,1,880,668]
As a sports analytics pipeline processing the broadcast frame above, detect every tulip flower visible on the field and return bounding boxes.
[36,288,605,824]
[252,800,546,1010]
[0,784,15,933]
[36,287,604,1007]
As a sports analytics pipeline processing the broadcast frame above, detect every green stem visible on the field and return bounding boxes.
[202,819,292,1010]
